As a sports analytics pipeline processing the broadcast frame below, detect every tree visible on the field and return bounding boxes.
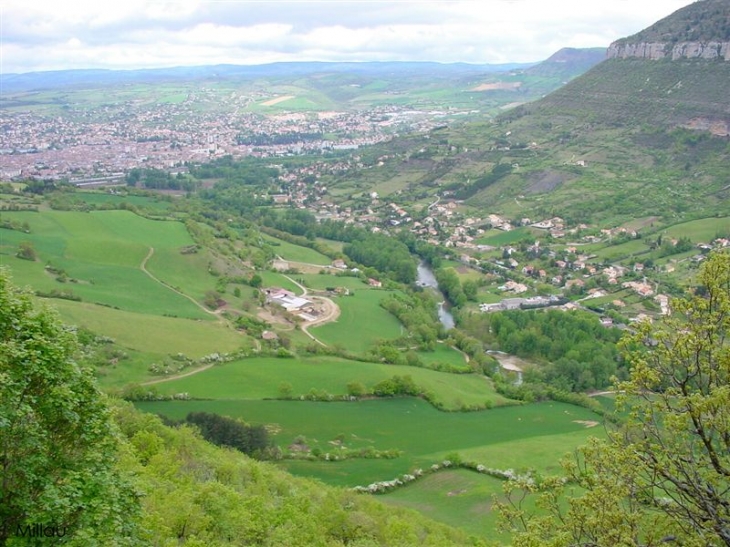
[497,252,730,546]
[346,381,366,398]
[278,381,294,399]
[16,240,37,261]
[0,269,140,543]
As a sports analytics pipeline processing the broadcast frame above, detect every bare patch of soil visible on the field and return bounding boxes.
[525,170,575,194]
[262,95,295,106]
[471,82,522,91]
[573,420,599,428]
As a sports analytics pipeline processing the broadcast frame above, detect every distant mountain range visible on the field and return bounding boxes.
[0,46,612,95]
[1,61,537,93]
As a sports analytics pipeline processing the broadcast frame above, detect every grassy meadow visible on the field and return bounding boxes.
[0,209,260,387]
[150,354,510,409]
[0,210,212,318]
[572,216,730,273]
[137,398,605,487]
[71,191,174,211]
[263,233,332,264]
[380,469,515,539]
[311,289,404,353]
[0,205,613,542]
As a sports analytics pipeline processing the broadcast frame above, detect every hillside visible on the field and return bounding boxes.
[113,400,487,546]
[609,0,730,58]
[344,1,730,225]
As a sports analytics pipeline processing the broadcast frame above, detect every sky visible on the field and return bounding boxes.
[1,0,697,74]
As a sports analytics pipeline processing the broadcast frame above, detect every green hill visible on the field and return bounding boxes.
[613,0,730,44]
[344,1,730,226]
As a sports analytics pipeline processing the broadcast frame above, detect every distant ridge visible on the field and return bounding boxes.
[0,61,535,93]
[525,47,606,79]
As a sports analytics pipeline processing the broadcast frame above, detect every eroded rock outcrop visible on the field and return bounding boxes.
[607,41,730,61]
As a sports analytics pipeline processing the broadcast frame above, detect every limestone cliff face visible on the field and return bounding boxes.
[607,41,730,61]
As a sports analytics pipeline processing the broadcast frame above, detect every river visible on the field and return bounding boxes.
[416,261,455,330]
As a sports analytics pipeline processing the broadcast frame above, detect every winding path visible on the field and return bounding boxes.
[141,363,216,386]
[140,247,223,322]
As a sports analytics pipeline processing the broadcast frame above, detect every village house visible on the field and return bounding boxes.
[565,278,585,290]
[622,281,654,297]
[499,280,528,294]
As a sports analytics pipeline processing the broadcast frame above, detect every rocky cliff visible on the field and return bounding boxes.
[607,41,730,61]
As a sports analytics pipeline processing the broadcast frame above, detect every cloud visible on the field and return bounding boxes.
[1,0,696,73]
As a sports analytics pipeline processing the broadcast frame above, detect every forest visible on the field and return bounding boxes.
[461,308,623,391]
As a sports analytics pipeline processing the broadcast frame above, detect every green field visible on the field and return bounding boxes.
[136,398,605,488]
[263,234,331,264]
[587,217,728,267]
[662,216,730,242]
[0,210,213,318]
[416,344,472,370]
[47,299,248,387]
[312,289,404,353]
[72,191,173,211]
[150,355,509,409]
[298,272,368,291]
[476,227,534,246]
[380,469,514,539]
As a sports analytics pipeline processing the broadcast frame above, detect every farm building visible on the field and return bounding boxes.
[264,288,313,311]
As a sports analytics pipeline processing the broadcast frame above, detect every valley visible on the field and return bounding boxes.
[2,1,730,544]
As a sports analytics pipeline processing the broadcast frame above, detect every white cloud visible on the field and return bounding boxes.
[1,0,697,73]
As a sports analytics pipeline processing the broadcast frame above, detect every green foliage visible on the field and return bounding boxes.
[435,267,467,307]
[15,240,36,261]
[372,375,419,397]
[498,252,730,546]
[182,412,271,457]
[114,401,485,546]
[126,167,198,191]
[0,269,140,544]
[344,234,416,283]
[462,309,622,391]
[347,381,367,397]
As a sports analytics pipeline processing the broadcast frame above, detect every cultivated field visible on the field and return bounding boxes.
[150,354,509,409]
[311,289,404,353]
[137,398,606,488]
[262,233,332,264]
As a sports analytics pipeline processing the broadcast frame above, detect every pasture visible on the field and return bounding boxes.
[262,233,331,264]
[150,355,509,409]
[380,469,514,539]
[662,216,730,242]
[0,209,217,318]
[311,289,403,353]
[588,216,729,265]
[476,227,534,247]
[71,191,173,211]
[297,272,368,291]
[136,398,605,488]
[416,344,471,371]
[48,299,248,387]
